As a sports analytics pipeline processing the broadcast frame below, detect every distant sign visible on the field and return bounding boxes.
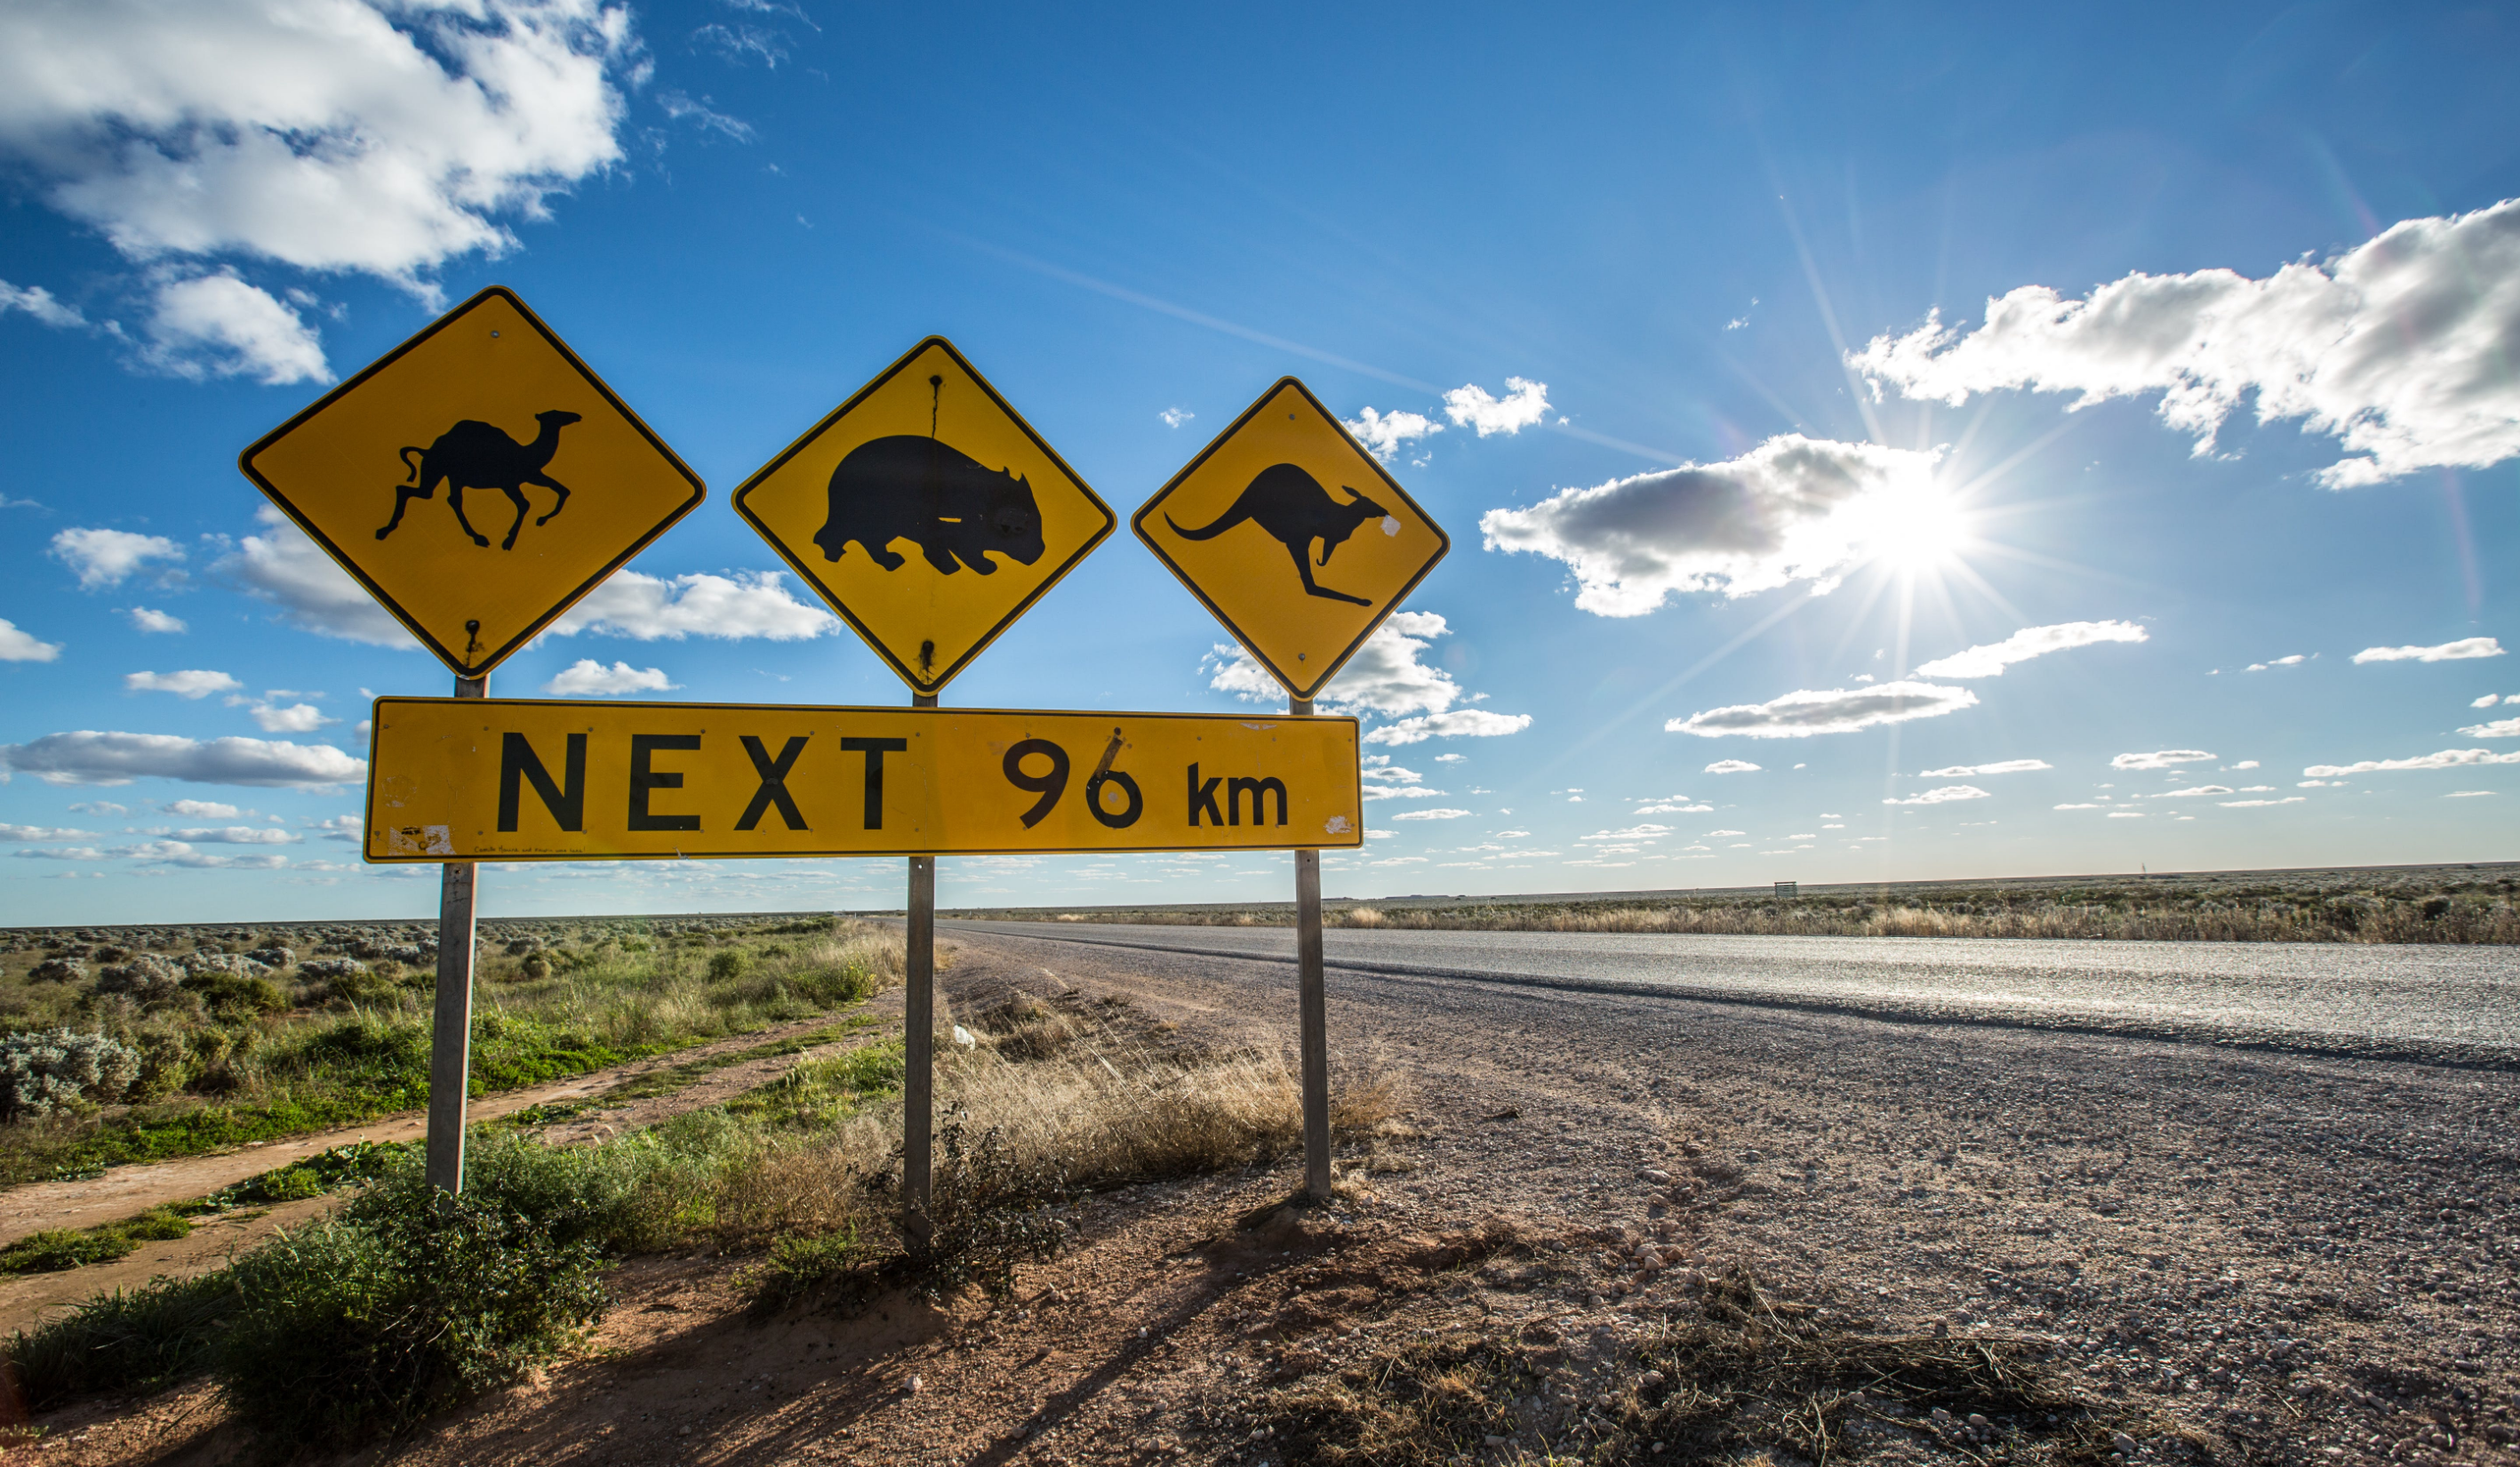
[364,699,1362,861]
[238,286,705,678]
[732,338,1115,695]
[1133,378,1448,701]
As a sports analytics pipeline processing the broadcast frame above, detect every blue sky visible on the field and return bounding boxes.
[2,0,2516,923]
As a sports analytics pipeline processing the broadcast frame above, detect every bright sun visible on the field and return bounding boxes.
[1860,484,1973,572]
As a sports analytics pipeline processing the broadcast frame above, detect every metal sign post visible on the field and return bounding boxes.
[1291,694,1332,1202]
[903,690,938,1254]
[425,672,486,1193]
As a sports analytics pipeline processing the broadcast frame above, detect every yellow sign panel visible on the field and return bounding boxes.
[732,338,1114,695]
[237,286,706,678]
[364,699,1362,862]
[1133,378,1450,701]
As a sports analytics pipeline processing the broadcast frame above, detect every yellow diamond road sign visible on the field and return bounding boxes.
[237,286,706,679]
[732,337,1115,696]
[1133,377,1449,701]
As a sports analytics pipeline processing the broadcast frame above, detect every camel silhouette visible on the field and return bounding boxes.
[379,410,580,549]
[1166,462,1391,605]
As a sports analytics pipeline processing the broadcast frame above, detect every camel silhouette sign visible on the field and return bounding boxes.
[238,286,705,679]
[1132,377,1450,702]
[731,336,1115,697]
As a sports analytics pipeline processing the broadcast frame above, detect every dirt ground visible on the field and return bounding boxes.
[12,928,2520,1465]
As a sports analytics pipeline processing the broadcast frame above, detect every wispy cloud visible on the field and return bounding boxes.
[2352,637,2503,664]
[0,619,62,663]
[1443,378,1549,436]
[2111,750,2215,771]
[1918,758,2051,777]
[1884,784,1989,806]
[544,660,679,695]
[0,731,364,787]
[1913,621,2145,678]
[124,669,240,699]
[1670,683,1977,739]
[2303,748,2520,777]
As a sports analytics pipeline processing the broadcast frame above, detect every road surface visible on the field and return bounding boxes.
[940,920,2520,1066]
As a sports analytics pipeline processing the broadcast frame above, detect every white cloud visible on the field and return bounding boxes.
[1482,436,1946,614]
[2352,637,2504,664]
[1343,407,1442,463]
[2447,790,2494,798]
[68,801,129,815]
[1388,807,1472,821]
[2220,797,2307,807]
[124,669,241,699]
[1703,761,1761,775]
[2140,785,2236,800]
[1443,377,1549,436]
[125,606,186,635]
[0,731,365,787]
[2244,654,2307,672]
[550,570,840,641]
[1316,612,1460,717]
[12,846,109,862]
[2111,750,2216,770]
[0,0,636,295]
[2107,811,2145,819]
[0,823,95,841]
[116,839,290,870]
[1919,758,2051,777]
[1583,824,1671,842]
[218,506,411,645]
[136,270,329,384]
[1159,407,1193,429]
[247,701,333,734]
[2304,748,2520,777]
[2231,759,2261,770]
[1884,784,1990,806]
[1633,798,1713,814]
[0,619,63,662]
[2460,717,2520,739]
[160,825,300,845]
[1434,752,1466,763]
[1671,682,1977,739]
[544,659,678,695]
[52,527,181,589]
[2052,802,2102,810]
[1362,710,1532,747]
[164,799,241,818]
[0,279,86,329]
[1913,621,2146,678]
[2475,694,2506,709]
[1850,198,2520,487]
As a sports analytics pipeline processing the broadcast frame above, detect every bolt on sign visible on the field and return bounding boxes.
[731,337,1115,695]
[1132,377,1449,701]
[236,286,706,678]
[364,699,1363,861]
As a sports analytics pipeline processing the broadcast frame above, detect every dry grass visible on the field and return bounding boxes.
[695,990,1398,1258]
[974,866,2520,945]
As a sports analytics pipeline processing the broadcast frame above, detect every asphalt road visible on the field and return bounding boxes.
[940,920,2520,1066]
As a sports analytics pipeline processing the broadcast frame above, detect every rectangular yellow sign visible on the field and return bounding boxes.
[364,700,1363,862]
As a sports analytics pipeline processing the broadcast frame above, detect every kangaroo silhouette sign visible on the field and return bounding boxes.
[732,337,1114,695]
[239,286,705,678]
[1134,378,1449,701]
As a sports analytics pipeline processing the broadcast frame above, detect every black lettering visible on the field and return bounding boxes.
[498,733,585,832]
[1086,770,1141,828]
[1187,762,1222,826]
[735,734,810,831]
[1227,775,1288,827]
[628,734,701,831]
[841,736,908,830]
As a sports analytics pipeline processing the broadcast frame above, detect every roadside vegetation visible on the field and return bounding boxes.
[4,983,1396,1450]
[966,862,2520,944]
[0,915,900,1183]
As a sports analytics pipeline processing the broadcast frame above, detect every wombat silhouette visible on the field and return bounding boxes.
[813,435,1046,575]
[379,409,580,550]
[1165,462,1391,606]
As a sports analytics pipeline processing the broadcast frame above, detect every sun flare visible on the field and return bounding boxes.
[1858,482,1974,573]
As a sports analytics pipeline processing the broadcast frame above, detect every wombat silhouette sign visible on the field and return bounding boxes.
[732,337,1116,696]
[238,286,706,678]
[1134,378,1449,701]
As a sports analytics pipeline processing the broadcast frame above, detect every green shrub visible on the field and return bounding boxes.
[182,971,289,1019]
[0,1029,140,1119]
[212,1186,606,1448]
[0,1227,140,1273]
[707,949,749,982]
[4,1272,237,1409]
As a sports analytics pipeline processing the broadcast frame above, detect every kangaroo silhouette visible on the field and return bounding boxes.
[1166,462,1390,605]
[813,435,1046,576]
[378,409,580,550]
